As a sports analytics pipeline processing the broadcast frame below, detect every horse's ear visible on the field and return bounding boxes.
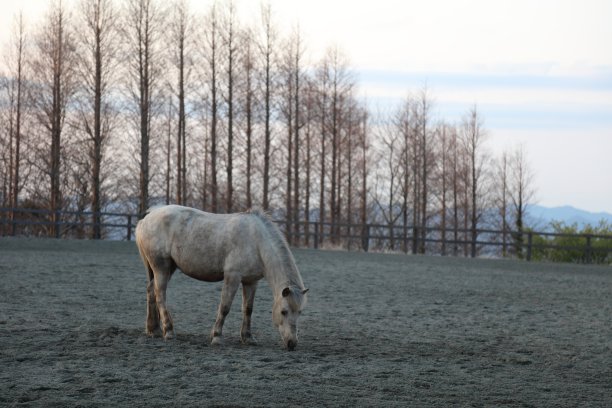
[302,288,309,295]
[282,287,292,298]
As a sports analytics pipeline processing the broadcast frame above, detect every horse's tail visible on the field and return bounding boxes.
[135,228,151,278]
[144,256,155,284]
[140,205,163,220]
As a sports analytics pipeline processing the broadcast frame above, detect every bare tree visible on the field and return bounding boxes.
[123,0,165,217]
[202,3,220,212]
[75,0,119,238]
[258,3,277,210]
[435,122,454,255]
[449,127,463,256]
[222,0,238,212]
[409,105,421,253]
[30,0,77,237]
[315,56,330,244]
[414,87,434,253]
[0,78,9,210]
[241,28,256,209]
[168,0,194,206]
[328,49,341,241]
[279,34,295,240]
[279,26,305,243]
[358,109,370,250]
[1,12,30,234]
[373,115,402,250]
[395,96,413,253]
[164,96,173,204]
[340,99,369,249]
[324,47,353,242]
[495,149,511,256]
[291,27,305,242]
[509,145,535,257]
[343,100,355,248]
[301,79,316,245]
[460,105,489,257]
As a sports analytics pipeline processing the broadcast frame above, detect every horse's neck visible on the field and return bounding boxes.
[260,242,300,296]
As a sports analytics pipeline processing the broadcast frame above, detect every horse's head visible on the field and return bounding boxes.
[272,286,308,351]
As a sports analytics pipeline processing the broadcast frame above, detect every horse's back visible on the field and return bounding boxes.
[136,205,265,282]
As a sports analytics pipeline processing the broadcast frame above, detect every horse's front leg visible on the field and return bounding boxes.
[240,282,258,345]
[210,276,240,346]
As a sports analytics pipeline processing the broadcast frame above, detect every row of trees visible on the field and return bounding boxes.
[0,0,534,257]
[372,89,534,255]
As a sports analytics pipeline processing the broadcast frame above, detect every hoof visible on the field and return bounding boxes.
[210,336,223,347]
[164,330,175,340]
[241,334,258,346]
[146,327,163,338]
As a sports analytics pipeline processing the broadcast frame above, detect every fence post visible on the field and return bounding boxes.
[585,234,592,264]
[526,231,533,261]
[10,209,17,236]
[127,215,133,241]
[55,209,61,239]
[314,222,319,250]
[412,226,418,255]
[362,224,370,252]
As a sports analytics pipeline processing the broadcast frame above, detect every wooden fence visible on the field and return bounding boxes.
[1,207,611,264]
[0,207,136,241]
[280,219,612,264]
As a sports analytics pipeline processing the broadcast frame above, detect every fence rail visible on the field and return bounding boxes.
[1,207,611,264]
[0,207,136,241]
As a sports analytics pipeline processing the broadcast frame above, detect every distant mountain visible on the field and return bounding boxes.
[527,205,612,229]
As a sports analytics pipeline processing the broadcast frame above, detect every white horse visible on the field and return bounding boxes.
[135,205,308,350]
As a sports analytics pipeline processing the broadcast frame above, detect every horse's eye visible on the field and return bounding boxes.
[281,310,288,316]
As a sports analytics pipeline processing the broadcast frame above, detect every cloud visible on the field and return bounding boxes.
[358,69,612,129]
[255,0,612,76]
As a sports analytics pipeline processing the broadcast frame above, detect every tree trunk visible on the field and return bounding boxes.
[245,58,253,209]
[285,92,293,244]
[318,91,327,246]
[10,14,26,236]
[330,82,338,243]
[225,6,235,213]
[293,41,301,244]
[166,102,172,205]
[209,14,218,213]
[262,50,271,210]
[50,9,65,238]
[176,36,186,206]
[91,11,103,238]
[261,6,274,211]
[304,97,312,246]
[360,112,368,251]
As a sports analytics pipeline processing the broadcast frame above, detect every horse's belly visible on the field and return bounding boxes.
[180,267,224,282]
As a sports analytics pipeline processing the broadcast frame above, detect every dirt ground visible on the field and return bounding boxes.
[1,237,611,407]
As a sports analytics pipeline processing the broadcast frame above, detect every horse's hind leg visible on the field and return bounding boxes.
[145,262,162,337]
[152,264,175,340]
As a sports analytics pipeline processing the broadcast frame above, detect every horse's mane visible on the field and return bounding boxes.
[247,208,289,251]
[247,208,305,299]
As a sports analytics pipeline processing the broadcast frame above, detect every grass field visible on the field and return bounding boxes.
[1,237,611,407]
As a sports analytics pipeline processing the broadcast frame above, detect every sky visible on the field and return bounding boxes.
[2,0,612,213]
